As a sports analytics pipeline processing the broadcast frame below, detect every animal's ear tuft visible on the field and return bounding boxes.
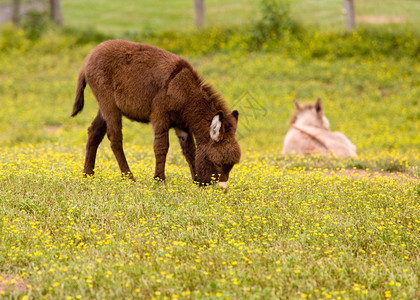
[315,98,323,114]
[293,99,301,110]
[210,111,224,142]
[216,111,223,122]
[231,110,239,123]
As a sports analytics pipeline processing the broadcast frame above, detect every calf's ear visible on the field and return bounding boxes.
[231,110,239,123]
[293,99,301,110]
[315,98,323,114]
[210,111,224,142]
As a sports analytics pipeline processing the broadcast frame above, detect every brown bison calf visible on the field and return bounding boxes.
[71,40,241,186]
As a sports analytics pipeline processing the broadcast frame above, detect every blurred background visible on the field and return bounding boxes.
[2,0,420,34]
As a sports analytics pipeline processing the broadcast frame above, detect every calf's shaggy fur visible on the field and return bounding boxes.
[72,40,241,185]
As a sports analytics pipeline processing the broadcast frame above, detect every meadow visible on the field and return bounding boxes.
[0,0,419,299]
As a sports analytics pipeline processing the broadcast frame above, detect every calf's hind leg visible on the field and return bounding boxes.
[83,110,107,177]
[101,106,135,181]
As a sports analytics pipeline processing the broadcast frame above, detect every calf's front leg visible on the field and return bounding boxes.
[175,128,196,181]
[153,130,170,181]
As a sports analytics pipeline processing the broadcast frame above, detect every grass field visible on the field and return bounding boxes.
[60,0,420,35]
[0,0,419,299]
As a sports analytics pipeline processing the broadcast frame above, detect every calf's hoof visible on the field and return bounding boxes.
[122,172,136,182]
[83,172,95,179]
[153,176,165,183]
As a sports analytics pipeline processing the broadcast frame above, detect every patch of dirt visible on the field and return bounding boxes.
[43,125,62,134]
[0,274,27,294]
[356,15,406,24]
[207,3,249,13]
[321,169,417,181]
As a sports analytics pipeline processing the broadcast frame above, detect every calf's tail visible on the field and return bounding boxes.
[71,69,87,117]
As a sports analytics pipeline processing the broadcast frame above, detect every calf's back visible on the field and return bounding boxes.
[82,40,188,123]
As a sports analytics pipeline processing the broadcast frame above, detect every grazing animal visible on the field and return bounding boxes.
[282,98,356,158]
[71,40,241,186]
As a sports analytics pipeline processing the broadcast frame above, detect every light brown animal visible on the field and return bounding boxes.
[282,98,356,158]
[71,40,241,186]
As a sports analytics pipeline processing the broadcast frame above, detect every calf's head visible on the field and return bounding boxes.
[195,110,241,187]
[293,98,330,130]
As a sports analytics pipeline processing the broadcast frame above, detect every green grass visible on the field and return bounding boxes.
[61,0,257,35]
[60,0,420,35]
[0,0,420,299]
[1,145,419,299]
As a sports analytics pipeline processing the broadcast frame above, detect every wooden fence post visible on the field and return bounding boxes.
[12,0,21,25]
[344,0,356,32]
[49,0,63,25]
[194,0,205,29]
